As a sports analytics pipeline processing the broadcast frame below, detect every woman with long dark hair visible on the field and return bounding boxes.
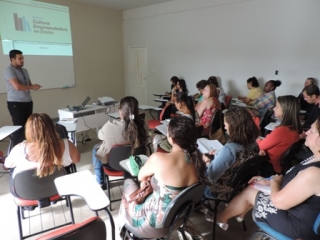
[257,95,302,174]
[92,96,148,187]
[119,116,209,237]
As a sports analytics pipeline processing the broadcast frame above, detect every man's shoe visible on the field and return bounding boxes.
[100,183,107,190]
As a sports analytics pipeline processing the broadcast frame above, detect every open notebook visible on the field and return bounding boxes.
[197,138,223,154]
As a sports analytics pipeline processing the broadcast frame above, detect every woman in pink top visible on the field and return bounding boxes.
[257,95,302,174]
[196,83,220,135]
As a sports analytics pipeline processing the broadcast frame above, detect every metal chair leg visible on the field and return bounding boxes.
[17,206,23,240]
[106,175,112,211]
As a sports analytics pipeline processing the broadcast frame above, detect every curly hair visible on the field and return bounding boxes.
[224,107,260,147]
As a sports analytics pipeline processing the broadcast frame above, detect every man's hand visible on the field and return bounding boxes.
[32,84,41,90]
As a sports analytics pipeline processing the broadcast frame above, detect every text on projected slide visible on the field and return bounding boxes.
[0,0,73,56]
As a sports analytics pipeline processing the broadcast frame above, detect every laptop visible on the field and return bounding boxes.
[67,96,91,111]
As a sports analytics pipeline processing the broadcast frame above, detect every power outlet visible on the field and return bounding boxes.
[275,70,279,75]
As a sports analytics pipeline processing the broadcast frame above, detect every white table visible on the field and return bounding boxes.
[155,124,168,136]
[108,112,120,119]
[0,126,22,155]
[231,101,254,109]
[154,98,168,103]
[264,121,280,131]
[54,170,115,240]
[139,105,162,119]
[58,104,118,133]
[119,155,148,176]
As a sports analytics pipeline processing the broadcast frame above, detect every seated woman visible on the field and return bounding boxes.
[119,117,209,236]
[4,113,80,177]
[203,107,260,201]
[208,76,226,107]
[152,92,199,152]
[92,96,149,187]
[175,92,200,125]
[161,76,179,107]
[257,95,302,174]
[165,76,179,97]
[166,79,189,115]
[216,117,320,239]
[194,79,208,103]
[238,77,262,105]
[252,80,282,118]
[196,83,220,136]
[297,77,316,115]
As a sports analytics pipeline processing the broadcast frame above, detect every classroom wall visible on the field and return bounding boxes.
[0,0,124,126]
[123,0,320,105]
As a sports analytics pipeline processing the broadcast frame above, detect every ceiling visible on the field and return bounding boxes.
[72,0,174,11]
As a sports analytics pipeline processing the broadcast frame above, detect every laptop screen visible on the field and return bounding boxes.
[82,96,91,107]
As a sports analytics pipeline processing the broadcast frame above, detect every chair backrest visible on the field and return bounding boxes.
[159,104,173,121]
[37,216,106,240]
[55,123,69,139]
[225,95,232,109]
[138,112,146,120]
[11,167,67,201]
[229,155,267,199]
[210,109,224,135]
[280,139,304,174]
[259,108,274,136]
[161,183,206,228]
[107,144,147,171]
[196,125,204,138]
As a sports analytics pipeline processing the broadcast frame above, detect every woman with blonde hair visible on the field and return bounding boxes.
[4,113,80,177]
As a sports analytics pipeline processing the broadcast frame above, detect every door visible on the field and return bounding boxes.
[127,47,147,104]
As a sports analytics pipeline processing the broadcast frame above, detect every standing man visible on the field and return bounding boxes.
[4,49,41,146]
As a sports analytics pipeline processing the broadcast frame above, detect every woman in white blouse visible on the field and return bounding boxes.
[5,113,80,177]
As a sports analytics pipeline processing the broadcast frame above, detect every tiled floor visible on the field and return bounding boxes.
[0,130,260,240]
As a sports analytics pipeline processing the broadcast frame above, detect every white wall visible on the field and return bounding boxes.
[123,0,320,106]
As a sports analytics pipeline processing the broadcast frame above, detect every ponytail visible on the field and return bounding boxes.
[186,96,196,124]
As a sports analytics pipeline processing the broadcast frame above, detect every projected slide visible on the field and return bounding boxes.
[0,0,73,56]
[0,0,76,93]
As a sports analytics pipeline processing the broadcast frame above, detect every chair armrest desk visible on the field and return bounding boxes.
[54,170,115,240]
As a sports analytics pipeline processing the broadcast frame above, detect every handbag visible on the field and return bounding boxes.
[128,180,153,204]
[129,155,143,176]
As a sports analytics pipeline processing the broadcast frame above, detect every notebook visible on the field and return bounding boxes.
[197,138,223,154]
[67,96,91,111]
